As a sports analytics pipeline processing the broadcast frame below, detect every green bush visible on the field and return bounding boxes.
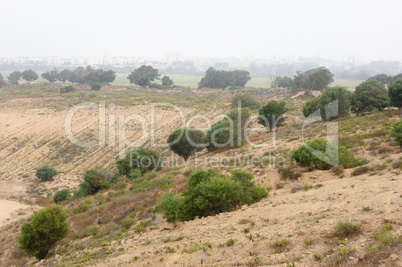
[390,119,402,146]
[388,78,402,110]
[159,169,267,222]
[79,169,115,195]
[231,92,260,109]
[351,80,389,114]
[226,108,251,129]
[19,205,68,259]
[302,97,320,118]
[318,86,351,121]
[258,101,288,131]
[168,127,204,160]
[291,139,364,170]
[333,219,361,238]
[90,82,101,91]
[116,148,162,176]
[204,119,244,152]
[36,165,58,181]
[53,189,70,204]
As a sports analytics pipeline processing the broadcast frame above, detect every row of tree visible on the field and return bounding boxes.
[273,67,334,91]
[0,67,116,85]
[302,78,402,122]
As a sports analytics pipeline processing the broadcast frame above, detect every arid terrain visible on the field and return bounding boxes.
[0,83,401,267]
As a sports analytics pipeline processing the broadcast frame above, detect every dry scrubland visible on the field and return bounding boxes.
[0,83,401,266]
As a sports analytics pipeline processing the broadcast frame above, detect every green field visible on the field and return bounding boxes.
[0,70,362,90]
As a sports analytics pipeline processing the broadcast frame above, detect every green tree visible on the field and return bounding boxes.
[388,78,402,110]
[367,74,392,86]
[258,101,288,131]
[57,69,72,83]
[19,205,68,259]
[161,75,174,87]
[198,67,251,89]
[276,76,294,88]
[21,70,38,81]
[79,169,113,195]
[7,71,22,85]
[41,69,59,83]
[231,92,260,109]
[127,65,160,87]
[226,108,251,129]
[302,67,334,91]
[204,119,243,151]
[116,148,162,175]
[168,127,204,160]
[390,119,402,146]
[302,97,320,118]
[291,139,364,170]
[318,86,351,121]
[292,71,304,92]
[351,80,389,114]
[159,169,267,221]
[232,70,251,87]
[36,165,58,181]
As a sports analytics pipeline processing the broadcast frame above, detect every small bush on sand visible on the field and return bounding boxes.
[36,165,58,181]
[333,219,361,238]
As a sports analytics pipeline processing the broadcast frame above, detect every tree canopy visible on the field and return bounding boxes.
[258,101,288,131]
[19,205,68,259]
[22,70,38,81]
[351,80,389,114]
[161,75,174,87]
[198,67,251,89]
[388,78,402,110]
[8,71,22,85]
[168,127,204,160]
[41,69,59,82]
[127,65,160,87]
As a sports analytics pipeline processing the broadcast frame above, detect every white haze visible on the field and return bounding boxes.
[0,0,401,61]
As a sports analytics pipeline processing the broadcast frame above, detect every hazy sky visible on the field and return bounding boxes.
[1,0,401,61]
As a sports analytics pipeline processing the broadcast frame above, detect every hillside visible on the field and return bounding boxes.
[0,84,401,267]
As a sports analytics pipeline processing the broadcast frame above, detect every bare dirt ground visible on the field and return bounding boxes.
[0,84,400,266]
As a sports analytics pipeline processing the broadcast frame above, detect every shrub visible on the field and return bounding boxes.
[318,86,351,121]
[90,82,101,91]
[351,80,389,114]
[79,169,115,195]
[333,219,360,238]
[231,92,260,109]
[19,205,68,259]
[36,165,58,181]
[302,97,320,118]
[291,139,364,170]
[388,78,402,110]
[351,166,370,176]
[59,85,75,94]
[204,119,244,151]
[159,169,267,222]
[167,127,204,160]
[390,119,402,146]
[158,192,186,222]
[258,101,288,131]
[53,189,70,203]
[116,148,161,176]
[278,165,302,180]
[331,165,344,176]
